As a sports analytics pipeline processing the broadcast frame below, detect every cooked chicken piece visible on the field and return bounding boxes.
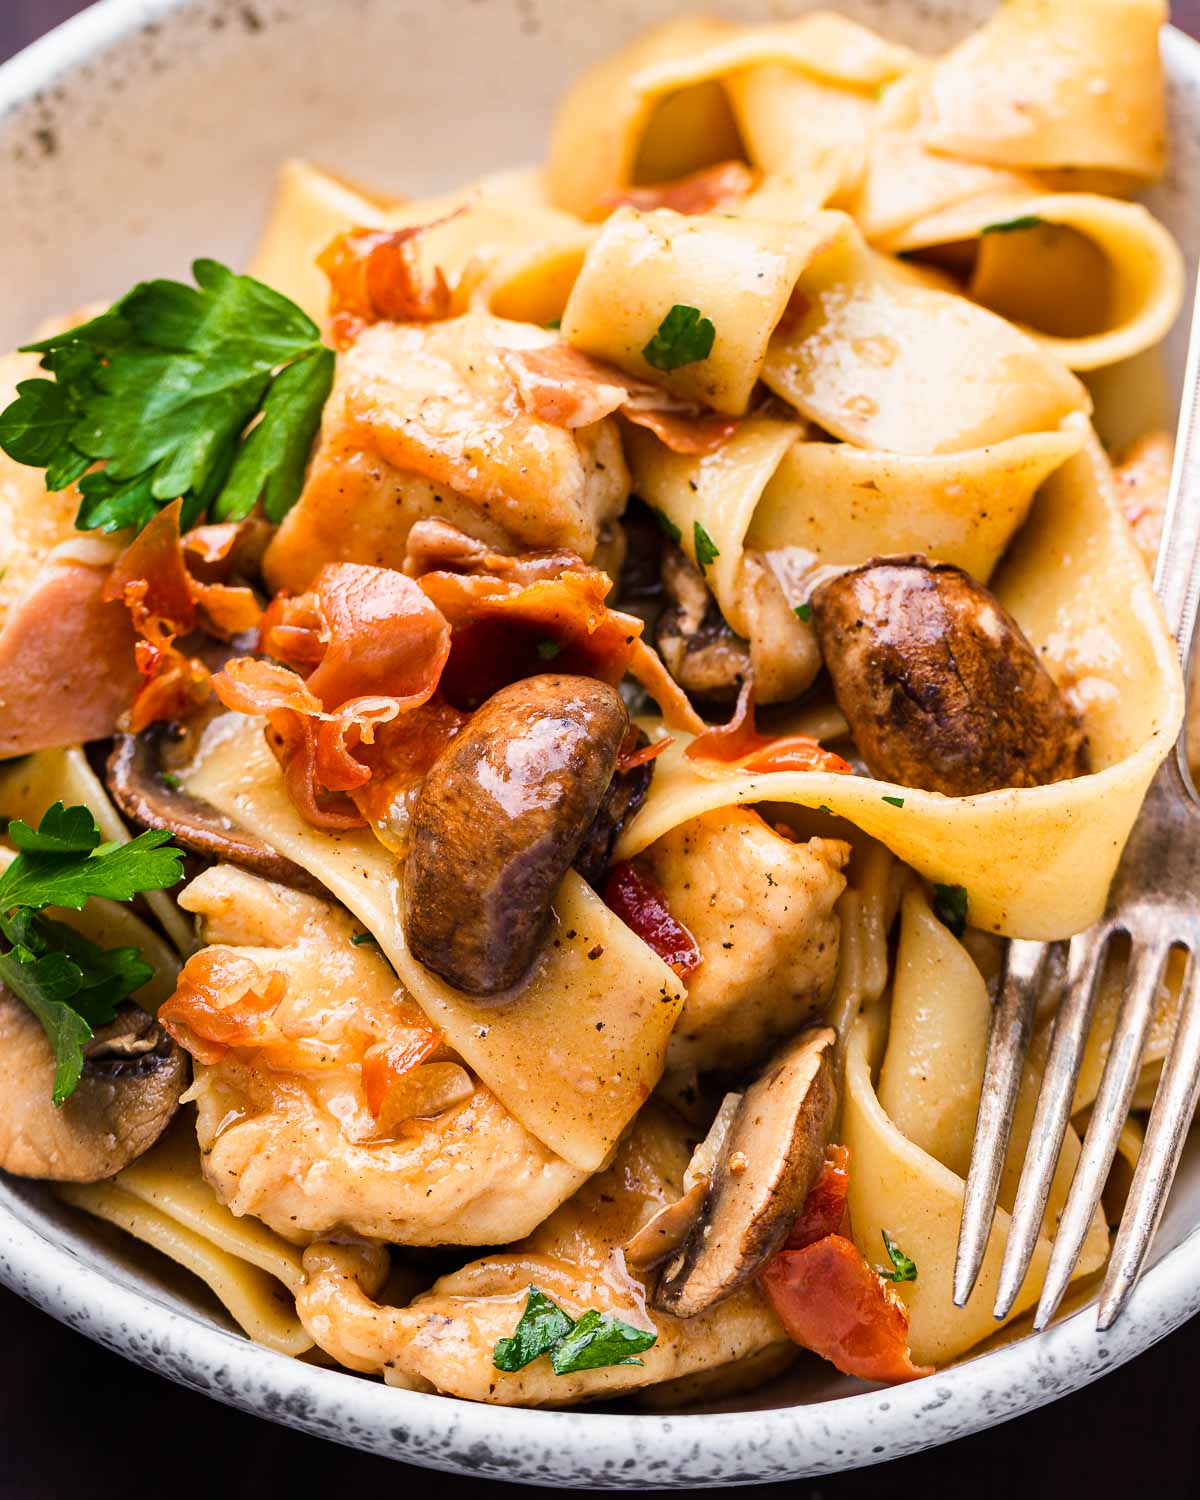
[639,809,849,1073]
[175,865,586,1245]
[263,313,629,594]
[655,545,820,706]
[294,1105,791,1405]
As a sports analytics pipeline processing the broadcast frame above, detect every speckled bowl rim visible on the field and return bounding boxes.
[1,1,1200,1488]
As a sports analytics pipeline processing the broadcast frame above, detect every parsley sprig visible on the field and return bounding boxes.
[0,260,334,534]
[493,1285,657,1375]
[0,804,184,1104]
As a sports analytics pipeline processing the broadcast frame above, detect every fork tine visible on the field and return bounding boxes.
[1033,935,1171,1332]
[992,930,1109,1320]
[1098,945,1200,1330]
[953,938,1049,1307]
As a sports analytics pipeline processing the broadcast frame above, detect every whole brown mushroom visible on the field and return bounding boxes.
[403,673,628,995]
[811,555,1088,796]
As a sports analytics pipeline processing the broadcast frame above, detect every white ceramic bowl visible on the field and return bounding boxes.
[2,0,1199,1487]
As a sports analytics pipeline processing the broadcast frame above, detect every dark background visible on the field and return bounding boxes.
[2,2,1200,1496]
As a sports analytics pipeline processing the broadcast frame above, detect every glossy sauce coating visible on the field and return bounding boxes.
[404,674,628,994]
[812,556,1088,795]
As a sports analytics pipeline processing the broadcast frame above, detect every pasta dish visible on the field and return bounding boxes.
[0,0,1191,1406]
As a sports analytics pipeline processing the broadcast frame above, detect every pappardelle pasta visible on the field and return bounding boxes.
[0,0,1191,1406]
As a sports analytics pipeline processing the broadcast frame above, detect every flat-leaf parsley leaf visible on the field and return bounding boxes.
[492,1285,657,1376]
[877,1230,918,1283]
[932,883,969,938]
[693,521,719,570]
[642,304,716,372]
[0,803,184,1103]
[0,260,334,534]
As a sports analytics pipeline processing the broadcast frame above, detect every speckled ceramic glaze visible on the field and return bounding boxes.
[1,0,1199,1487]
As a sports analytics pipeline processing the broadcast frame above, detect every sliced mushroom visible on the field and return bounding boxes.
[655,544,749,704]
[810,555,1088,795]
[404,673,628,994]
[107,723,324,893]
[654,1027,837,1318]
[0,993,189,1182]
[623,1091,742,1271]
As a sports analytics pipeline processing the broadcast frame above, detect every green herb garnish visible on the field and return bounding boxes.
[881,794,905,808]
[349,932,380,948]
[877,1230,918,1284]
[536,639,563,661]
[794,602,812,622]
[693,521,719,571]
[0,803,183,1104]
[980,215,1045,236]
[493,1288,575,1372]
[932,882,969,939]
[158,772,182,792]
[545,318,562,330]
[492,1285,657,1376]
[651,507,682,544]
[642,304,715,372]
[0,260,335,534]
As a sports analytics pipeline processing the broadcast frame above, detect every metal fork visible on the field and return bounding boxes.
[953,272,1200,1333]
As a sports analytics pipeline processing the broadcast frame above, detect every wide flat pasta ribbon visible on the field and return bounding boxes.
[617,422,1182,940]
[59,1114,312,1356]
[563,205,1089,447]
[626,415,1085,642]
[546,12,917,220]
[915,0,1168,184]
[178,714,685,1172]
[842,889,1108,1367]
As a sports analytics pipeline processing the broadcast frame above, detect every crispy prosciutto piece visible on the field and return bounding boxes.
[103,500,263,733]
[0,538,140,756]
[318,217,460,347]
[360,1030,443,1119]
[603,860,701,977]
[159,948,288,1067]
[214,563,452,830]
[601,161,756,216]
[685,678,853,776]
[502,343,739,456]
[419,565,645,709]
[758,1146,932,1384]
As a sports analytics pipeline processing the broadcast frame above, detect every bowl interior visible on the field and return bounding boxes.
[1,0,1200,1485]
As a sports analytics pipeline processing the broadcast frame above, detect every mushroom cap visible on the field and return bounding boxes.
[654,1026,837,1318]
[0,991,189,1182]
[107,727,325,894]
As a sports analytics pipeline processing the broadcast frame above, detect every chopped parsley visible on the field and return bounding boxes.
[980,215,1045,236]
[932,882,969,939]
[651,506,682,544]
[693,521,719,571]
[642,304,716,372]
[817,804,834,815]
[545,318,562,330]
[536,639,563,661]
[0,259,334,534]
[881,794,905,808]
[794,602,813,622]
[349,932,380,948]
[0,803,183,1104]
[493,1285,657,1376]
[877,1230,918,1283]
[158,772,182,792]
